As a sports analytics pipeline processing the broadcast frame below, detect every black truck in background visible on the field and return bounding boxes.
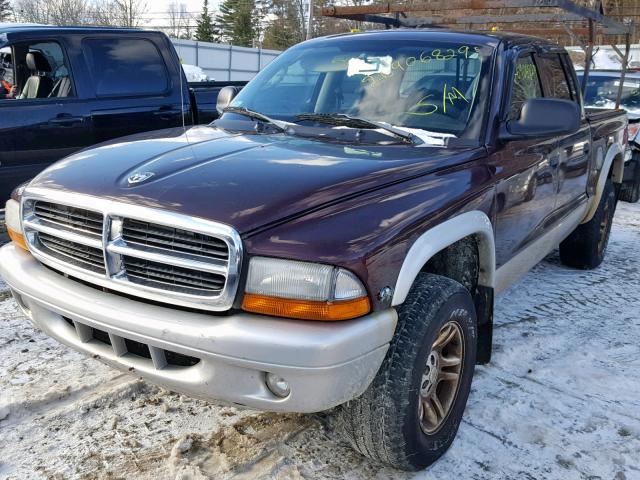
[0,24,247,206]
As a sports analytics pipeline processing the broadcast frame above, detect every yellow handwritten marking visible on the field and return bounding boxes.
[358,45,480,86]
[392,60,405,71]
[442,83,470,113]
[406,94,438,116]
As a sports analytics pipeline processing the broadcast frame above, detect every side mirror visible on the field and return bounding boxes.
[216,86,241,115]
[500,98,581,140]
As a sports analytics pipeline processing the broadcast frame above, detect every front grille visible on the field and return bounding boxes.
[123,256,226,293]
[122,219,229,260]
[22,193,242,311]
[63,317,201,368]
[38,232,106,274]
[34,201,104,237]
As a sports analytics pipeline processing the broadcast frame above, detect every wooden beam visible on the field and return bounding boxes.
[322,0,633,34]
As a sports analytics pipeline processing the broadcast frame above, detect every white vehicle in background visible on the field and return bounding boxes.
[579,70,640,203]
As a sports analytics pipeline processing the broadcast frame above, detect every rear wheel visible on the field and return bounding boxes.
[620,159,640,203]
[335,273,477,471]
[559,178,616,269]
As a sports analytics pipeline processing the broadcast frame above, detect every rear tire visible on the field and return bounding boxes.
[619,159,640,203]
[335,273,477,471]
[559,178,616,269]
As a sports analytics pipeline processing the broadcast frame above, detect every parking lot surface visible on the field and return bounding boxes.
[0,201,639,480]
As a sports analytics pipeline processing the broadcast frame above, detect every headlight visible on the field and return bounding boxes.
[242,257,370,321]
[5,199,28,251]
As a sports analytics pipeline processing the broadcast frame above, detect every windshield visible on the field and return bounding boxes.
[579,74,640,115]
[228,37,495,140]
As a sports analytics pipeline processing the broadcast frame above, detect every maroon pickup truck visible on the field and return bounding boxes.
[0,30,627,470]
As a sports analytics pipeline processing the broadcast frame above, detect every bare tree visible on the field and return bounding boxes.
[49,0,92,25]
[13,0,149,27]
[167,2,192,39]
[13,0,52,24]
[114,0,147,27]
[90,0,123,26]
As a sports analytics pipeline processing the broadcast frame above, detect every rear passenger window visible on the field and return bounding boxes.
[82,38,168,97]
[509,54,542,120]
[2,41,74,101]
[538,54,572,100]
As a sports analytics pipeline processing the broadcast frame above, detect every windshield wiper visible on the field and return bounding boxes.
[223,106,289,132]
[295,113,421,145]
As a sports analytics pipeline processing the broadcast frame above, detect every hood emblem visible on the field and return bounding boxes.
[127,171,155,185]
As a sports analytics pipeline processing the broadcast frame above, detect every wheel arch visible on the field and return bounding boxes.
[391,210,495,307]
[584,143,624,223]
[391,211,496,364]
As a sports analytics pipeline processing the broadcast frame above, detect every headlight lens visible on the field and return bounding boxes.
[5,199,28,251]
[242,257,370,321]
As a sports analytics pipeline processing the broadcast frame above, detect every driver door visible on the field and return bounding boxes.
[489,52,559,268]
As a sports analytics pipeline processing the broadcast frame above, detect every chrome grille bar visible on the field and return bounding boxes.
[107,239,228,275]
[122,218,229,259]
[34,201,104,237]
[123,256,226,292]
[21,188,243,312]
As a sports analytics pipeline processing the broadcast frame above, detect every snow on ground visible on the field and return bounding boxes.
[0,202,639,480]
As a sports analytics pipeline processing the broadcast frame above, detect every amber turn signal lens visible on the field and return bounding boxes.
[242,293,371,321]
[7,227,28,252]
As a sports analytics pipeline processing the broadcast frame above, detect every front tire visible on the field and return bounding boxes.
[335,273,477,471]
[559,178,616,269]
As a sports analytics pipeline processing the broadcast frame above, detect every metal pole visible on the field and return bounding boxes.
[615,32,631,109]
[582,18,595,99]
[307,0,314,40]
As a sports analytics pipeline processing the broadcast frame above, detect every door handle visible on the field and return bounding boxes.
[549,155,560,168]
[154,108,182,120]
[48,114,84,126]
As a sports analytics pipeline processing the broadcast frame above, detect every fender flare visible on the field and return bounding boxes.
[583,143,624,223]
[391,210,495,306]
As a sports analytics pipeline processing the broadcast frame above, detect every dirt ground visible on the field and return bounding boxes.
[0,202,639,480]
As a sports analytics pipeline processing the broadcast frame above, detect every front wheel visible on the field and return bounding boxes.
[335,273,477,471]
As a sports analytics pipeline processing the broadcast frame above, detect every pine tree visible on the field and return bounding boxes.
[0,0,12,22]
[216,0,256,48]
[261,0,301,50]
[195,0,219,43]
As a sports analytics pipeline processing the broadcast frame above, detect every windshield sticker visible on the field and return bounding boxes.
[347,55,392,77]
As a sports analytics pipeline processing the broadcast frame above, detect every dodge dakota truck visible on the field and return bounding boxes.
[0,24,246,207]
[0,30,627,470]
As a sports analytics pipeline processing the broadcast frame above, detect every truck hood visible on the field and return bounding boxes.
[28,126,482,235]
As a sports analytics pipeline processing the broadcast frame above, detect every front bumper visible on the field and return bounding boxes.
[0,244,397,412]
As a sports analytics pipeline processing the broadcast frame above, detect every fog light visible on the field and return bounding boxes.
[265,373,291,398]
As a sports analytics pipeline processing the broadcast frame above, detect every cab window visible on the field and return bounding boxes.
[508,54,543,120]
[538,53,572,100]
[1,41,74,101]
[82,38,169,97]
